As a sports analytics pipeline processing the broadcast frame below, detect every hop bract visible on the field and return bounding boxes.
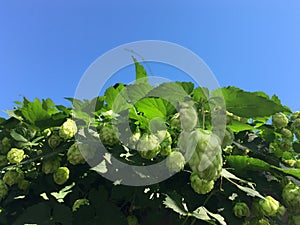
[48,134,62,149]
[136,134,161,159]
[59,119,77,139]
[72,198,90,212]
[3,169,24,186]
[42,157,60,174]
[233,202,250,218]
[67,143,85,165]
[166,151,185,173]
[7,148,25,164]
[272,113,289,129]
[282,182,300,209]
[190,172,214,195]
[258,196,280,216]
[128,132,141,149]
[99,125,120,146]
[53,167,69,185]
[0,180,8,201]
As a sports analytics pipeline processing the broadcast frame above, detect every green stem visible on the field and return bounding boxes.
[190,218,196,225]
[181,216,189,225]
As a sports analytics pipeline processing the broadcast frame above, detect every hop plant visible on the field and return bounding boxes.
[291,111,300,120]
[188,129,223,181]
[17,179,30,191]
[53,167,69,185]
[166,151,185,173]
[7,148,25,164]
[42,156,60,174]
[178,101,198,131]
[127,215,139,225]
[136,134,161,159]
[99,125,120,146]
[288,215,300,225]
[48,134,62,149]
[190,172,214,195]
[3,169,24,186]
[0,137,11,154]
[233,202,251,218]
[67,143,85,165]
[282,182,300,210]
[72,198,90,212]
[59,119,77,139]
[0,155,8,167]
[0,180,8,201]
[258,196,280,216]
[272,113,289,129]
[156,130,172,156]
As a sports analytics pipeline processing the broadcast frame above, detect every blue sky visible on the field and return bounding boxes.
[1,1,299,118]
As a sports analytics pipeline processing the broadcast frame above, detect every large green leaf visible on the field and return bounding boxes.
[20,98,51,124]
[226,155,271,172]
[133,56,148,83]
[104,84,126,109]
[216,86,285,118]
[227,120,255,132]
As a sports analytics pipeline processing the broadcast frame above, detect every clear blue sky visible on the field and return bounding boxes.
[1,1,299,118]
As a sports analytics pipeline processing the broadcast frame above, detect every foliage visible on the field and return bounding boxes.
[0,59,299,225]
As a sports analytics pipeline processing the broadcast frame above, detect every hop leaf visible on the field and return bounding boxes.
[17,179,30,191]
[53,167,69,185]
[258,196,280,216]
[272,113,289,129]
[0,155,8,167]
[48,134,62,149]
[0,137,11,154]
[190,172,214,195]
[67,143,85,165]
[136,134,161,159]
[7,148,25,164]
[0,180,8,201]
[42,156,60,174]
[72,198,90,212]
[233,202,250,218]
[166,151,185,173]
[59,119,77,139]
[3,169,24,186]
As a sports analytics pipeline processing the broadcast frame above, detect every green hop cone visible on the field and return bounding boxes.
[127,215,139,225]
[294,160,300,168]
[136,134,161,159]
[258,196,280,216]
[166,151,185,173]
[3,169,24,186]
[0,155,8,167]
[276,205,286,217]
[272,113,289,129]
[292,111,300,120]
[282,182,300,210]
[17,179,30,191]
[170,113,181,130]
[292,118,300,130]
[281,128,293,139]
[67,143,85,165]
[178,102,198,132]
[0,180,8,201]
[233,202,251,218]
[0,137,11,154]
[48,134,62,149]
[42,157,60,174]
[288,215,300,225]
[59,119,77,139]
[53,167,69,185]
[250,218,271,225]
[7,148,25,164]
[72,198,90,212]
[190,172,214,195]
[128,131,141,149]
[99,125,120,146]
[156,130,172,156]
[188,129,223,181]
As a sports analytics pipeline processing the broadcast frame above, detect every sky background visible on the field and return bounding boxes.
[0,1,299,118]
